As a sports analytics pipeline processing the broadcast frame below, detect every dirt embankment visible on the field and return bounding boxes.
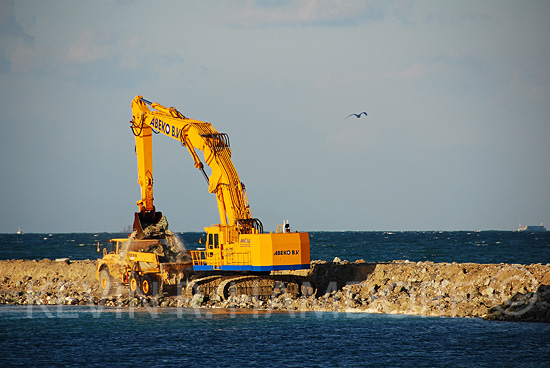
[1,259,549,322]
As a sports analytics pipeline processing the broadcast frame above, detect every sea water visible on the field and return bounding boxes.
[0,305,549,367]
[1,231,549,367]
[1,231,549,264]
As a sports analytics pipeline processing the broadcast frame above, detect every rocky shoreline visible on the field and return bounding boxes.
[1,259,549,322]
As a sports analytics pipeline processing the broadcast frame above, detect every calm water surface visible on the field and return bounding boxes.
[1,305,549,367]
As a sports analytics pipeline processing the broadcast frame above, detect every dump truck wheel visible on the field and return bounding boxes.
[100,269,112,294]
[141,274,158,296]
[129,273,140,295]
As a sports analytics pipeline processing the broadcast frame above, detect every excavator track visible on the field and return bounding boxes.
[184,275,225,298]
[185,274,316,301]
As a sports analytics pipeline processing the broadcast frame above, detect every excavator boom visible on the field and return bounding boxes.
[131,96,257,233]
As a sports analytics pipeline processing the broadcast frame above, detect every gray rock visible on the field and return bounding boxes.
[190,293,204,308]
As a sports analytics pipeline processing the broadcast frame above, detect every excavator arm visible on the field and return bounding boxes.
[130,95,262,236]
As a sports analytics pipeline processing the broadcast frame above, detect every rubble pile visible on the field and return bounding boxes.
[1,258,548,322]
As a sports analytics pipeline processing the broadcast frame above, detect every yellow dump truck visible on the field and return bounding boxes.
[96,238,192,296]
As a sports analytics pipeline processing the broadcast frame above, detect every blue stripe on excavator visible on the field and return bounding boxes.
[192,264,310,272]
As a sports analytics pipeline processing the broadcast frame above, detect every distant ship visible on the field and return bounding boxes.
[517,223,547,232]
[16,227,22,235]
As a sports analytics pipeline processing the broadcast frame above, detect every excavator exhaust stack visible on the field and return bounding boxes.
[133,210,163,239]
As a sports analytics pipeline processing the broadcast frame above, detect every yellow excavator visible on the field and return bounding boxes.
[97,96,313,300]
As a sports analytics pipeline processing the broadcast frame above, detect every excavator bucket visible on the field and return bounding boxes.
[133,211,163,240]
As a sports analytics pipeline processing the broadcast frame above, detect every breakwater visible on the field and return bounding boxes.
[1,259,548,322]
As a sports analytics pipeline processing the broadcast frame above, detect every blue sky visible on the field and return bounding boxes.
[1,0,549,232]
